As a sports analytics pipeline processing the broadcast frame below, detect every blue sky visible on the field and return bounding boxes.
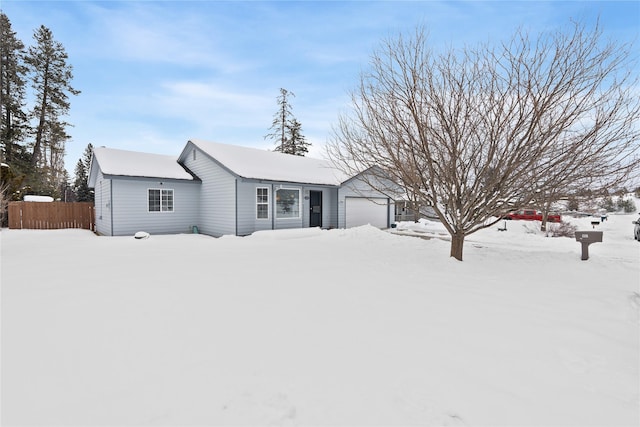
[2,1,638,175]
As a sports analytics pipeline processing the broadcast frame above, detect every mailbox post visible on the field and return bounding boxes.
[575,231,603,260]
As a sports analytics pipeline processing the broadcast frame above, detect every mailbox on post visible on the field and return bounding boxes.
[575,231,603,260]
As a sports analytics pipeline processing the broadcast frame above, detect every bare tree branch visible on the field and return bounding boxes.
[327,21,640,260]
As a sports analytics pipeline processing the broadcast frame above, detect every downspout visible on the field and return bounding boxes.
[271,183,275,230]
[110,180,114,236]
[336,187,340,229]
[235,179,238,236]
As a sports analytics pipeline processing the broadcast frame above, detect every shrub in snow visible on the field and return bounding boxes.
[598,195,637,213]
[600,196,616,212]
[547,221,578,238]
[134,231,150,239]
[567,197,579,212]
[523,223,540,234]
[616,197,636,213]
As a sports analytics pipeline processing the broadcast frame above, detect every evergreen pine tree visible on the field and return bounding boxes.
[57,168,72,201]
[0,13,29,168]
[286,118,310,156]
[265,88,311,156]
[265,88,294,154]
[73,143,93,202]
[24,25,79,194]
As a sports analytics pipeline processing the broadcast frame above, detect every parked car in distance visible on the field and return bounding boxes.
[505,209,561,222]
[633,215,640,241]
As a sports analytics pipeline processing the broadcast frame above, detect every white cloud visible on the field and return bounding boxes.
[79,2,255,73]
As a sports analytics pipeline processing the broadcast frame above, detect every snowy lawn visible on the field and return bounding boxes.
[1,213,639,426]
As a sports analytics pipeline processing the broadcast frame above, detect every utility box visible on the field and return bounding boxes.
[575,231,603,260]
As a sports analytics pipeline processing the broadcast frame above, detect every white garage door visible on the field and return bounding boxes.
[345,197,388,229]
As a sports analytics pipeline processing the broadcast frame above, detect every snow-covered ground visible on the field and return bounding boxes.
[1,210,639,426]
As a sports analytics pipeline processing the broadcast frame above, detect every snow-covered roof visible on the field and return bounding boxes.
[91,147,195,181]
[186,139,349,185]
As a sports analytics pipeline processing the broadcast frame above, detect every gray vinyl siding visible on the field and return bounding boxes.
[94,171,112,236]
[182,147,236,237]
[108,177,200,236]
[236,181,338,235]
[338,175,394,229]
[236,180,273,235]
[327,187,339,228]
[239,182,304,232]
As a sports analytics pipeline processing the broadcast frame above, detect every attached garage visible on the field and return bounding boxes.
[345,197,389,229]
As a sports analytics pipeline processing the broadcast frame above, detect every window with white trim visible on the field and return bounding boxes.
[148,189,174,212]
[256,187,269,219]
[275,188,300,219]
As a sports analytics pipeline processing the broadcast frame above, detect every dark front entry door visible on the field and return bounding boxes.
[309,191,322,227]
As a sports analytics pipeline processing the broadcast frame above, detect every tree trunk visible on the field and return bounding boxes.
[450,233,465,261]
[31,62,49,167]
[31,96,47,167]
[540,199,552,232]
[4,111,12,162]
[540,212,547,232]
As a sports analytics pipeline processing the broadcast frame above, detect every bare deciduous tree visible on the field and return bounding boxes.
[327,22,640,261]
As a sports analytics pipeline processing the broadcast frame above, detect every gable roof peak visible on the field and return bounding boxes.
[185,139,349,185]
[91,146,194,181]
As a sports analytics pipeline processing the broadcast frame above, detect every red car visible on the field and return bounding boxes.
[506,209,561,222]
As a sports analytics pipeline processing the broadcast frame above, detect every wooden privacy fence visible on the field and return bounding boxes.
[8,202,95,231]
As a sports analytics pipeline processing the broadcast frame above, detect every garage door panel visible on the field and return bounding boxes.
[345,197,387,228]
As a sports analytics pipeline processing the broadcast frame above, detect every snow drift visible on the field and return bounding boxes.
[1,212,638,426]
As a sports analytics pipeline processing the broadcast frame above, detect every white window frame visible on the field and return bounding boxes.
[256,187,269,220]
[275,187,301,219]
[148,188,174,213]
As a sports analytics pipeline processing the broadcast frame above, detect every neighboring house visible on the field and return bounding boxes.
[88,139,395,236]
